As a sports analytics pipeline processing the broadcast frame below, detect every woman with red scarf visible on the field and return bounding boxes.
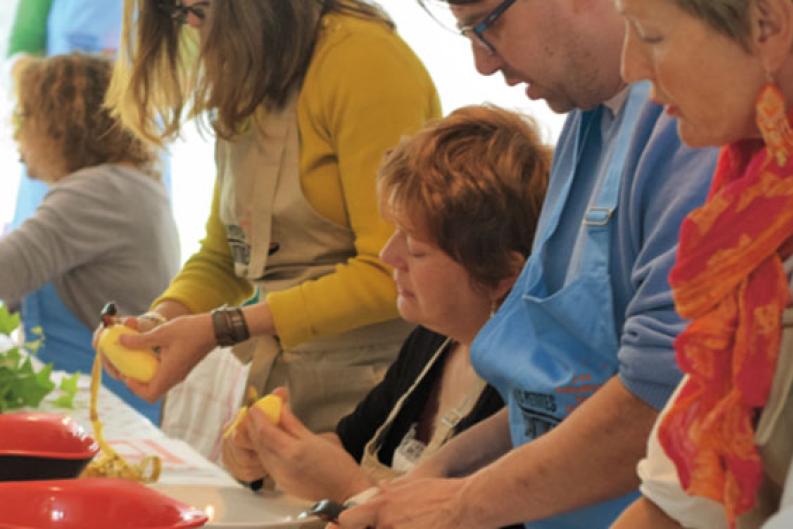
[611,0,793,528]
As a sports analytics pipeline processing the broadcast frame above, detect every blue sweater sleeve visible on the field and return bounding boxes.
[614,111,718,410]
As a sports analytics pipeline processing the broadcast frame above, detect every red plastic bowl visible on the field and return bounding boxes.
[0,479,208,529]
[0,412,99,481]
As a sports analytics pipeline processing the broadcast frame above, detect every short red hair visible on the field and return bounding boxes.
[378,105,551,289]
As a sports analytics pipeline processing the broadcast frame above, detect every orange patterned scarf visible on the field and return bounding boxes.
[659,138,793,527]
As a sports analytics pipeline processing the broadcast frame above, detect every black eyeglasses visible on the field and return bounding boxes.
[458,0,517,55]
[157,0,210,25]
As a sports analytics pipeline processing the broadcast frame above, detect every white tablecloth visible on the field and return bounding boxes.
[33,366,241,488]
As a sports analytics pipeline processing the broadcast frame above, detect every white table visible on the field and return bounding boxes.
[5,338,321,527]
[33,366,241,488]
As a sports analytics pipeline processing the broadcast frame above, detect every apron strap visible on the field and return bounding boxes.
[361,338,452,463]
[570,83,651,276]
[533,107,602,251]
[421,377,487,457]
[584,83,650,229]
[217,95,298,280]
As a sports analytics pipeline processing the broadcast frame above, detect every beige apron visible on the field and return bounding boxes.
[359,339,486,483]
[217,96,410,433]
[738,305,793,529]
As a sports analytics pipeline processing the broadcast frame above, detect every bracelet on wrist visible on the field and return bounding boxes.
[211,306,251,347]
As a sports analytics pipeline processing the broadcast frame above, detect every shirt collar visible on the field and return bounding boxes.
[602,85,631,118]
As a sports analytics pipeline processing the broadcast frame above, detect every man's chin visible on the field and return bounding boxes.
[543,95,576,114]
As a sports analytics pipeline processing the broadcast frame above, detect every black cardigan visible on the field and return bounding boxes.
[336,326,522,529]
[336,326,504,466]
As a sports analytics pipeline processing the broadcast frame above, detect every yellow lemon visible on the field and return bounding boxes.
[222,394,283,439]
[254,394,283,425]
[222,407,248,439]
[97,325,159,382]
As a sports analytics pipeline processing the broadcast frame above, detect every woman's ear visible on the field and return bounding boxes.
[751,0,793,74]
[491,252,526,303]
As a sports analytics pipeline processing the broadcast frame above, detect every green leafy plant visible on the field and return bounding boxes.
[0,306,20,335]
[0,305,80,412]
[52,372,80,409]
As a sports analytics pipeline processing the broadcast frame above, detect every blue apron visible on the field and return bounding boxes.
[471,84,649,529]
[25,284,161,423]
[13,0,162,423]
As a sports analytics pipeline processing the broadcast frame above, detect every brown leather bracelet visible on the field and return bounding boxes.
[210,306,250,346]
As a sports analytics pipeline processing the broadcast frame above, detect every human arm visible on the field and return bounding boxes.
[109,179,253,398]
[337,377,657,529]
[221,328,435,494]
[614,110,716,410]
[265,22,441,347]
[630,377,728,529]
[227,393,373,502]
[116,300,273,402]
[610,497,684,529]
[221,396,344,484]
[150,179,253,315]
[0,176,119,303]
[406,407,510,481]
[7,0,52,57]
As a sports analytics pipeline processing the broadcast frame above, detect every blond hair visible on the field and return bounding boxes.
[378,105,551,290]
[107,0,392,144]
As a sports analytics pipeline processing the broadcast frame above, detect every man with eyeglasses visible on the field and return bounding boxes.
[335,1,720,528]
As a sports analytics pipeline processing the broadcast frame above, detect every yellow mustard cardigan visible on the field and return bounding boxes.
[154,13,441,348]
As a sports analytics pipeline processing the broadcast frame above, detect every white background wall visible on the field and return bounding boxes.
[0,1,565,262]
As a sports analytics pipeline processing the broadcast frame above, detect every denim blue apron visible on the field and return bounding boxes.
[25,284,161,423]
[471,84,649,529]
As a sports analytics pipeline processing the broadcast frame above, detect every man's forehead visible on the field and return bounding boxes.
[449,0,498,27]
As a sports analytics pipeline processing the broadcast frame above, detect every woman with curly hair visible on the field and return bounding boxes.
[102,0,440,434]
[0,53,179,421]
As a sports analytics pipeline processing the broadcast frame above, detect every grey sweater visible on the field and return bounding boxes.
[0,164,180,328]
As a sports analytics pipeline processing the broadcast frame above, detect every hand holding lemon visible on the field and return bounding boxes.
[96,324,160,383]
[224,393,284,439]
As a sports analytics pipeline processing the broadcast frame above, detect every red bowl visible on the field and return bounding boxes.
[0,479,208,529]
[0,412,99,481]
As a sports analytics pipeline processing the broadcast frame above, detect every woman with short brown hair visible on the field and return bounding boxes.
[222,105,549,510]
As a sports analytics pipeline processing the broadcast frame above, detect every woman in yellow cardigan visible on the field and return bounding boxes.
[103,0,440,432]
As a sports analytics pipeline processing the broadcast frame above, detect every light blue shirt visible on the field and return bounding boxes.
[46,0,123,55]
[532,87,719,410]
